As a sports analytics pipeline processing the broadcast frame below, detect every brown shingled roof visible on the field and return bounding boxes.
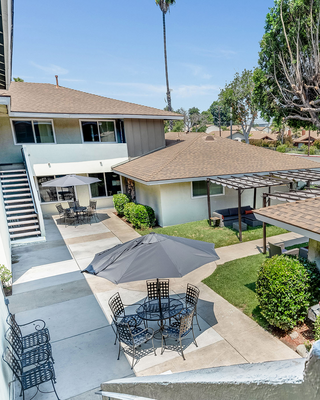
[0,82,180,117]
[113,132,320,182]
[294,133,319,143]
[254,197,320,236]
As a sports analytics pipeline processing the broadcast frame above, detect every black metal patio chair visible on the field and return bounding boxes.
[2,347,60,400]
[5,327,53,369]
[109,292,144,344]
[146,279,170,300]
[68,201,75,208]
[55,204,65,221]
[175,283,201,331]
[114,321,156,368]
[64,209,76,226]
[89,200,98,221]
[6,313,51,351]
[161,308,198,360]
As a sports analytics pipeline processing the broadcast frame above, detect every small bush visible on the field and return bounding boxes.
[113,194,130,217]
[130,204,150,229]
[276,144,287,153]
[314,315,320,341]
[0,265,12,287]
[123,202,136,222]
[144,205,156,227]
[313,139,320,149]
[256,255,310,330]
[293,256,320,303]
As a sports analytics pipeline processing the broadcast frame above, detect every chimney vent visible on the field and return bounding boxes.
[55,75,59,88]
[205,135,214,141]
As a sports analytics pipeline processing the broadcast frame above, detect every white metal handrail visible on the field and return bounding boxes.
[95,391,156,400]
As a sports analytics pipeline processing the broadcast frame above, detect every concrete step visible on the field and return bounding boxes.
[0,169,26,174]
[1,178,28,183]
[1,183,29,188]
[4,197,32,202]
[9,225,39,233]
[2,188,31,192]
[0,173,27,178]
[6,209,35,215]
[10,230,41,239]
[8,219,38,226]
[3,194,32,198]
[5,203,34,209]
[7,213,37,219]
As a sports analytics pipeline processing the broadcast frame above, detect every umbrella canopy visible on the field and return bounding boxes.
[41,174,101,187]
[82,233,220,284]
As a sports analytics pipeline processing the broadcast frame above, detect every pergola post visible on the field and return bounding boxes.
[268,186,271,206]
[253,187,257,210]
[207,179,212,226]
[238,188,242,242]
[263,194,267,254]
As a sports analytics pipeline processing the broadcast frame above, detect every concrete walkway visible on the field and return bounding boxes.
[8,209,304,399]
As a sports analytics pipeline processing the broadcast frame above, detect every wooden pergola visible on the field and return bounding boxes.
[206,174,291,241]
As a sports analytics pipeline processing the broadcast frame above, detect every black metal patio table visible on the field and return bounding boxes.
[66,206,87,223]
[136,297,183,339]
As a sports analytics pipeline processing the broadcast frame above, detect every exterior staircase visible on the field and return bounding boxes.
[0,167,41,242]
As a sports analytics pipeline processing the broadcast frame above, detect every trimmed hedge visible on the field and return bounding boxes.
[144,205,156,227]
[123,202,136,222]
[122,201,156,229]
[314,315,320,341]
[256,255,310,331]
[113,194,130,217]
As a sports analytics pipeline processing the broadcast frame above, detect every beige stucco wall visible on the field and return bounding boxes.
[135,182,163,226]
[0,116,22,163]
[124,119,165,157]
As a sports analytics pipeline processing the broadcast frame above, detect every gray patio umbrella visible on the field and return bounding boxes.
[82,232,220,284]
[41,174,101,187]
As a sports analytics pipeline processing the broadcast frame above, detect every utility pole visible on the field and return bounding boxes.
[218,106,221,137]
[308,128,311,156]
[230,106,233,140]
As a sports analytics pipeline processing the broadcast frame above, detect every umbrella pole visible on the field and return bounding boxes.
[157,278,163,328]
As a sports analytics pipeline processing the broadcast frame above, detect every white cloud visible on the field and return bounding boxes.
[182,63,212,79]
[173,84,219,98]
[30,62,69,75]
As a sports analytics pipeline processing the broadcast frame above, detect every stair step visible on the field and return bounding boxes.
[3,194,31,198]
[10,230,41,239]
[1,178,28,183]
[8,219,38,226]
[0,169,26,174]
[1,183,29,188]
[4,198,32,203]
[7,213,37,219]
[0,174,26,178]
[9,225,39,233]
[6,208,35,215]
[2,188,31,192]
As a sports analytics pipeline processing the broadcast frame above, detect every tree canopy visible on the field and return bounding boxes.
[209,101,231,127]
[155,0,176,14]
[253,0,320,129]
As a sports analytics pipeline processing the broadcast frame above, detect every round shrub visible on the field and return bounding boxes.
[130,204,149,229]
[276,144,287,153]
[113,194,130,217]
[123,202,136,223]
[256,255,310,331]
[144,205,156,227]
[314,315,320,341]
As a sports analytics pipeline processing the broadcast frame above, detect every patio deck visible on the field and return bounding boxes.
[8,209,303,400]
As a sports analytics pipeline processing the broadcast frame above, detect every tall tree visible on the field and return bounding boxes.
[219,69,257,143]
[209,101,231,127]
[155,0,175,113]
[253,0,320,129]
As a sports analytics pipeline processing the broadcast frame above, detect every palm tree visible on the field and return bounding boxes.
[155,0,175,113]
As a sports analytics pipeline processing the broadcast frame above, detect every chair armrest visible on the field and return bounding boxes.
[285,248,299,256]
[133,327,154,338]
[18,319,47,331]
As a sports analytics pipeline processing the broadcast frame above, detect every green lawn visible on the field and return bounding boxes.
[203,253,269,328]
[137,220,288,248]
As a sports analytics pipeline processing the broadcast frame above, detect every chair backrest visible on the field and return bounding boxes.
[186,284,200,308]
[146,279,169,300]
[5,328,23,355]
[114,321,133,345]
[2,347,22,384]
[6,314,22,338]
[68,201,75,208]
[179,309,194,337]
[268,242,283,257]
[108,292,125,319]
[89,200,97,210]
[56,204,64,214]
[74,200,80,208]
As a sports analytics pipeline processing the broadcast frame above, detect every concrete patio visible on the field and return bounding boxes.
[7,209,305,400]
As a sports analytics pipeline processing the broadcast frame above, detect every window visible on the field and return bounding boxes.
[81,121,117,143]
[12,120,55,144]
[37,175,75,203]
[192,181,223,198]
[89,172,122,198]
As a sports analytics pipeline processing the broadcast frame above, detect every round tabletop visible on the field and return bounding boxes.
[66,206,87,212]
[136,297,183,322]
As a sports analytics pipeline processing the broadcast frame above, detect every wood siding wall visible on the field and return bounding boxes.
[124,119,165,158]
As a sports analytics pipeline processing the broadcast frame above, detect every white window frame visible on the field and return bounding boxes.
[35,175,78,204]
[79,119,117,144]
[11,119,56,145]
[191,181,225,199]
[88,172,123,199]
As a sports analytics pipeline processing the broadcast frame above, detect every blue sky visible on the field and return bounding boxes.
[13,0,275,113]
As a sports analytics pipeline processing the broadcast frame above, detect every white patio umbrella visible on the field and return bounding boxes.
[41,174,101,187]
